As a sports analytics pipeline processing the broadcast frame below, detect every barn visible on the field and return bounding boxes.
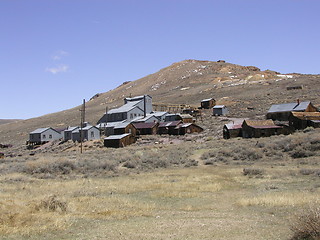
[113,122,137,136]
[158,121,182,135]
[223,119,245,139]
[104,133,136,148]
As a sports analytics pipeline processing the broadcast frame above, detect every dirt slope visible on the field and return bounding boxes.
[0,59,319,145]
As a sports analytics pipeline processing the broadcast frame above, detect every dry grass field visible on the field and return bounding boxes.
[0,128,319,239]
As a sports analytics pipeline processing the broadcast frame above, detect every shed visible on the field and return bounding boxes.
[71,125,100,142]
[266,100,317,121]
[213,105,229,116]
[132,122,159,135]
[201,98,216,109]
[242,120,282,138]
[223,119,245,139]
[289,112,320,130]
[158,121,182,135]
[113,122,137,136]
[104,133,136,148]
[174,123,203,135]
[29,127,62,145]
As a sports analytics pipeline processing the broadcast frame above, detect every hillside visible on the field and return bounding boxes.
[0,59,319,145]
[0,119,21,125]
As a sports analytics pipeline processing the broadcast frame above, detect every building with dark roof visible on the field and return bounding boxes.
[242,120,282,138]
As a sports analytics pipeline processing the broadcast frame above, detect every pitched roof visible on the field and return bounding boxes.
[201,98,214,102]
[108,101,143,114]
[291,112,320,120]
[30,127,51,134]
[159,121,182,128]
[224,119,246,130]
[104,133,131,140]
[64,126,79,132]
[244,120,281,129]
[132,122,158,129]
[213,105,226,109]
[268,101,311,113]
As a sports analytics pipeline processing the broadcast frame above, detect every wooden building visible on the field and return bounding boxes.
[132,122,159,135]
[289,112,320,130]
[113,122,137,136]
[200,98,216,109]
[174,123,203,135]
[223,119,245,139]
[242,120,282,138]
[158,121,182,135]
[104,133,136,148]
[266,100,317,121]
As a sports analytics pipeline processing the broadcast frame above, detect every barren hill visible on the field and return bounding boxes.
[0,59,319,145]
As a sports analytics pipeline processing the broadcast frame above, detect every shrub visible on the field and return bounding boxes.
[34,195,67,212]
[243,168,265,177]
[290,207,320,240]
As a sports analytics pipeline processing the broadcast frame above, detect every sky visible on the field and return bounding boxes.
[1,0,319,119]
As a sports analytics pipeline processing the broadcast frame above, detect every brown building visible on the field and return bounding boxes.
[104,133,136,148]
[242,120,282,138]
[113,122,137,136]
[158,121,182,135]
[289,112,320,130]
[223,119,245,139]
[174,123,203,135]
[201,98,216,109]
[132,122,159,135]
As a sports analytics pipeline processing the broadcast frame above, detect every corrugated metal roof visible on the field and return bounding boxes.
[104,133,131,140]
[291,112,320,120]
[113,121,131,129]
[268,101,311,113]
[64,126,79,132]
[213,105,226,109]
[159,121,182,128]
[132,122,158,129]
[30,127,51,134]
[108,101,141,114]
[201,98,214,102]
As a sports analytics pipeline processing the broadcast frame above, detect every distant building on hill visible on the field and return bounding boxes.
[242,120,282,138]
[97,95,153,124]
[213,105,229,116]
[266,100,317,121]
[288,112,320,130]
[200,98,216,109]
[104,133,136,148]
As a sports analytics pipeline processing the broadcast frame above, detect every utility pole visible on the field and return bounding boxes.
[79,99,85,154]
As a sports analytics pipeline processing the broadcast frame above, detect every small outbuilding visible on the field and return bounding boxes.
[113,122,137,136]
[132,122,159,135]
[223,119,245,139]
[242,120,282,138]
[104,133,136,148]
[158,121,182,135]
[63,126,79,141]
[174,123,203,135]
[29,127,62,145]
[213,105,229,116]
[201,98,216,109]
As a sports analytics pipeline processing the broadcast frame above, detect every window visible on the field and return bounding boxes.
[43,135,46,139]
[49,135,52,139]
[91,131,94,138]
[130,113,133,119]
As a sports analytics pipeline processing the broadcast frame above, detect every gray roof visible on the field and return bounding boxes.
[201,98,214,102]
[108,101,142,114]
[64,126,79,132]
[104,133,131,140]
[113,121,131,129]
[268,101,311,113]
[213,105,226,109]
[30,127,51,134]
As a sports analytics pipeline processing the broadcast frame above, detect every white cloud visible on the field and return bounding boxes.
[45,64,69,74]
[52,50,69,61]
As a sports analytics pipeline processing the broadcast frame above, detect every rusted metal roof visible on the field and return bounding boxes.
[244,120,281,129]
[291,112,320,120]
[159,121,182,128]
[132,122,158,129]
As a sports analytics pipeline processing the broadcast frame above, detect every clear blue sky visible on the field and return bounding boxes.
[1,0,319,119]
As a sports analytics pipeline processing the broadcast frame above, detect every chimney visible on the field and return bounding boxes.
[297,99,300,105]
[144,95,147,118]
